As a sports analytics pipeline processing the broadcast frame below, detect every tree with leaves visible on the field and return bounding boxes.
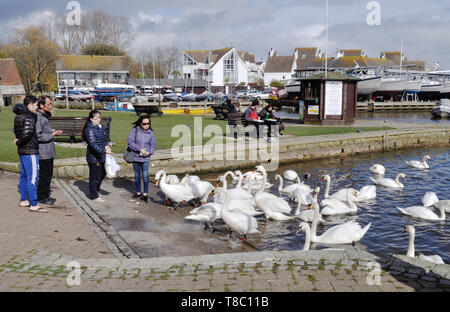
[4,26,59,93]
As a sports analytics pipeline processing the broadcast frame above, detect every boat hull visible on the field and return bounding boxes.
[357,77,382,95]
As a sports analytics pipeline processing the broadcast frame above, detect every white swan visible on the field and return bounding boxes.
[321,188,359,216]
[283,170,299,182]
[296,222,312,251]
[155,170,196,204]
[165,174,180,184]
[184,180,214,200]
[403,225,444,264]
[218,187,260,241]
[369,164,385,176]
[320,174,351,200]
[275,174,312,197]
[320,174,375,202]
[405,155,430,169]
[397,204,445,221]
[185,203,222,230]
[422,192,439,208]
[294,187,325,223]
[434,200,450,214]
[370,173,406,188]
[308,191,371,244]
[254,165,292,214]
[215,171,254,203]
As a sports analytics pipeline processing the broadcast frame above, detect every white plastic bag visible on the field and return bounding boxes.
[105,154,120,178]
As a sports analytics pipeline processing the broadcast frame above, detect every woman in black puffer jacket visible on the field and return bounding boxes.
[82,110,112,202]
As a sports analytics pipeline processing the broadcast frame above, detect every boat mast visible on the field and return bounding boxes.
[325,0,328,79]
[140,51,145,89]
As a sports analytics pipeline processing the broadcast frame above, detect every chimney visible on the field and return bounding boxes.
[269,48,274,57]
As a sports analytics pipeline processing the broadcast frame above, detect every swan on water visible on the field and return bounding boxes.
[215,171,254,204]
[405,155,431,169]
[306,190,371,244]
[254,165,292,214]
[321,188,360,216]
[397,204,446,221]
[370,173,406,188]
[403,225,444,264]
[369,164,385,176]
[275,174,312,197]
[296,222,312,251]
[321,174,376,202]
[294,187,325,223]
[434,200,450,214]
[422,192,440,208]
[217,187,260,241]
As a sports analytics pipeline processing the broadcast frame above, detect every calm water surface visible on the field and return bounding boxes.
[199,146,450,262]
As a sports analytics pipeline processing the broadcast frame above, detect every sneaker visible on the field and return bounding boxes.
[93,197,105,203]
[142,194,148,203]
[38,198,55,205]
[132,193,141,199]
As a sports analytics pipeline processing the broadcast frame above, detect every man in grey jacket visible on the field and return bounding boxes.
[36,96,63,205]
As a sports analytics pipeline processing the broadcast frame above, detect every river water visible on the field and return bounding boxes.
[274,110,450,124]
[199,144,449,263]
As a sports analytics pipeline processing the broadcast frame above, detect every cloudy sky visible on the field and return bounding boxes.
[1,0,449,69]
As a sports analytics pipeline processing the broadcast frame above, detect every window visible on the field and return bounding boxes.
[223,52,236,84]
[184,55,195,66]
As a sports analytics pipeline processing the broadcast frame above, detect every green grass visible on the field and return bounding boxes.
[0,107,394,162]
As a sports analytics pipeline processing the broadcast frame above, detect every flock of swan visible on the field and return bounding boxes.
[154,154,448,265]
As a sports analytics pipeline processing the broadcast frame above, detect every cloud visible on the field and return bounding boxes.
[1,0,449,68]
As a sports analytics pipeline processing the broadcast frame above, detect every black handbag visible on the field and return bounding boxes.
[123,128,137,163]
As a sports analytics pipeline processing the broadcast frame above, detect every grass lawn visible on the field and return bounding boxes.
[0,107,393,162]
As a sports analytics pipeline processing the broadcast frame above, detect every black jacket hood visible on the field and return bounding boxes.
[13,104,30,115]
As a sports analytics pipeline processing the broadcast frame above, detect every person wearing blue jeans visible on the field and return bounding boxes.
[13,95,47,213]
[127,115,157,202]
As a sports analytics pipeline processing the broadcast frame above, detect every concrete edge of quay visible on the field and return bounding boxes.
[1,126,449,179]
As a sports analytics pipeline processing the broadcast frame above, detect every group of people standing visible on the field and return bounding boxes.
[80,111,157,203]
[13,96,157,211]
[13,95,62,213]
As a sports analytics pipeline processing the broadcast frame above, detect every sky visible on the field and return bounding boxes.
[1,0,449,69]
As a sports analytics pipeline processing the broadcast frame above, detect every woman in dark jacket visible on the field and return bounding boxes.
[127,115,157,202]
[13,95,47,212]
[258,104,285,138]
[82,110,112,202]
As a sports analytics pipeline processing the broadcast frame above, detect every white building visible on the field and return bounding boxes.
[182,47,262,87]
[263,48,297,86]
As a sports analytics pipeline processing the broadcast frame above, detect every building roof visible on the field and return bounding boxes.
[295,47,320,70]
[237,51,255,63]
[265,54,295,73]
[340,49,363,56]
[56,55,130,72]
[184,47,235,68]
[0,58,23,86]
[298,71,358,81]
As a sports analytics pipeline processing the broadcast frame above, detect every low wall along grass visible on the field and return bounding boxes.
[0,107,393,163]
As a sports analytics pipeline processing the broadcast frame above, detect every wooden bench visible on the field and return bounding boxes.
[212,104,229,120]
[50,116,112,143]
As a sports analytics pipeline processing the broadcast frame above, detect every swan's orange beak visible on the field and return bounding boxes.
[253,169,257,173]
[215,182,220,187]
[320,176,324,181]
[210,190,215,197]
[242,176,247,180]
[403,176,407,181]
[155,180,159,187]
[306,204,312,210]
[354,191,358,197]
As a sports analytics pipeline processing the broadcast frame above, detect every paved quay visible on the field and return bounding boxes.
[0,170,449,292]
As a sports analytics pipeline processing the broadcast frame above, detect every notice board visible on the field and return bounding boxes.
[324,81,343,115]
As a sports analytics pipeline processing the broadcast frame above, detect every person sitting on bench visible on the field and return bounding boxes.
[259,104,285,137]
[244,99,261,138]
[225,99,238,113]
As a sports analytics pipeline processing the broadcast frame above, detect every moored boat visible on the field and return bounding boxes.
[431,99,450,118]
